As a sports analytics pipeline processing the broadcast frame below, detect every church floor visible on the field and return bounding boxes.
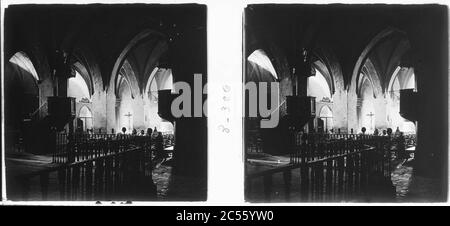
[391,160,413,201]
[245,149,443,203]
[5,151,206,201]
[393,160,446,202]
[152,163,172,200]
[5,151,60,177]
[5,151,63,201]
[404,174,445,202]
[152,157,207,201]
[390,149,445,202]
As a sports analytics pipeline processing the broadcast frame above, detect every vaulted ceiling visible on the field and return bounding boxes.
[245,4,446,88]
[4,4,206,90]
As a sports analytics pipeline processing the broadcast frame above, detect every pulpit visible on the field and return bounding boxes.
[286,96,316,128]
[47,96,76,131]
[158,89,176,123]
[400,89,418,122]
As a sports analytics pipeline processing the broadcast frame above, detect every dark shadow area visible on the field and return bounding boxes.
[4,4,207,201]
[244,4,448,202]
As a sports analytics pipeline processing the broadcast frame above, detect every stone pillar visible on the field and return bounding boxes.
[54,50,75,134]
[347,91,359,133]
[92,90,107,133]
[54,51,71,98]
[132,94,146,131]
[292,48,313,131]
[106,87,117,133]
[294,49,312,97]
[170,25,207,180]
[279,76,293,118]
[408,7,447,200]
[331,89,348,132]
[356,97,363,130]
[143,91,151,129]
[374,96,387,130]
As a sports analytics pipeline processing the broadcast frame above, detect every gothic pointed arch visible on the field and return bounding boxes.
[349,27,406,94]
[312,46,346,96]
[108,29,167,95]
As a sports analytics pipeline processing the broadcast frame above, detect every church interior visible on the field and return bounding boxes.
[3,4,207,201]
[244,4,448,202]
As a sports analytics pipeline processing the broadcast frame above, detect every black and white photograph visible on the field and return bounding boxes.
[3,3,207,201]
[1,0,450,215]
[244,4,448,202]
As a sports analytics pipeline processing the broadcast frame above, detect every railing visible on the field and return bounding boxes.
[16,145,154,201]
[246,130,263,153]
[289,136,382,164]
[293,132,415,156]
[246,136,392,202]
[162,133,175,147]
[53,133,151,164]
[293,132,374,145]
[404,134,416,148]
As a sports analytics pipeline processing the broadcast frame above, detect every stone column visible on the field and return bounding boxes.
[374,96,387,130]
[92,90,107,133]
[132,94,146,131]
[356,97,363,130]
[106,87,117,133]
[408,7,447,200]
[170,25,207,181]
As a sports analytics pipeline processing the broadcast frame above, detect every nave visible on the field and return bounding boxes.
[4,4,207,201]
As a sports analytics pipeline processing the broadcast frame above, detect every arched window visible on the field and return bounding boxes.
[9,51,39,81]
[5,51,40,151]
[386,66,416,133]
[359,75,376,132]
[78,105,93,131]
[355,58,381,133]
[68,70,91,102]
[245,49,280,121]
[307,68,332,102]
[247,49,278,82]
[319,105,333,132]
[68,68,94,133]
[144,67,174,133]
[109,29,169,134]
[307,67,334,132]
[7,51,40,116]
[116,68,134,133]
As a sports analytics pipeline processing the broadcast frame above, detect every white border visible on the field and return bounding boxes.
[1,0,449,206]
